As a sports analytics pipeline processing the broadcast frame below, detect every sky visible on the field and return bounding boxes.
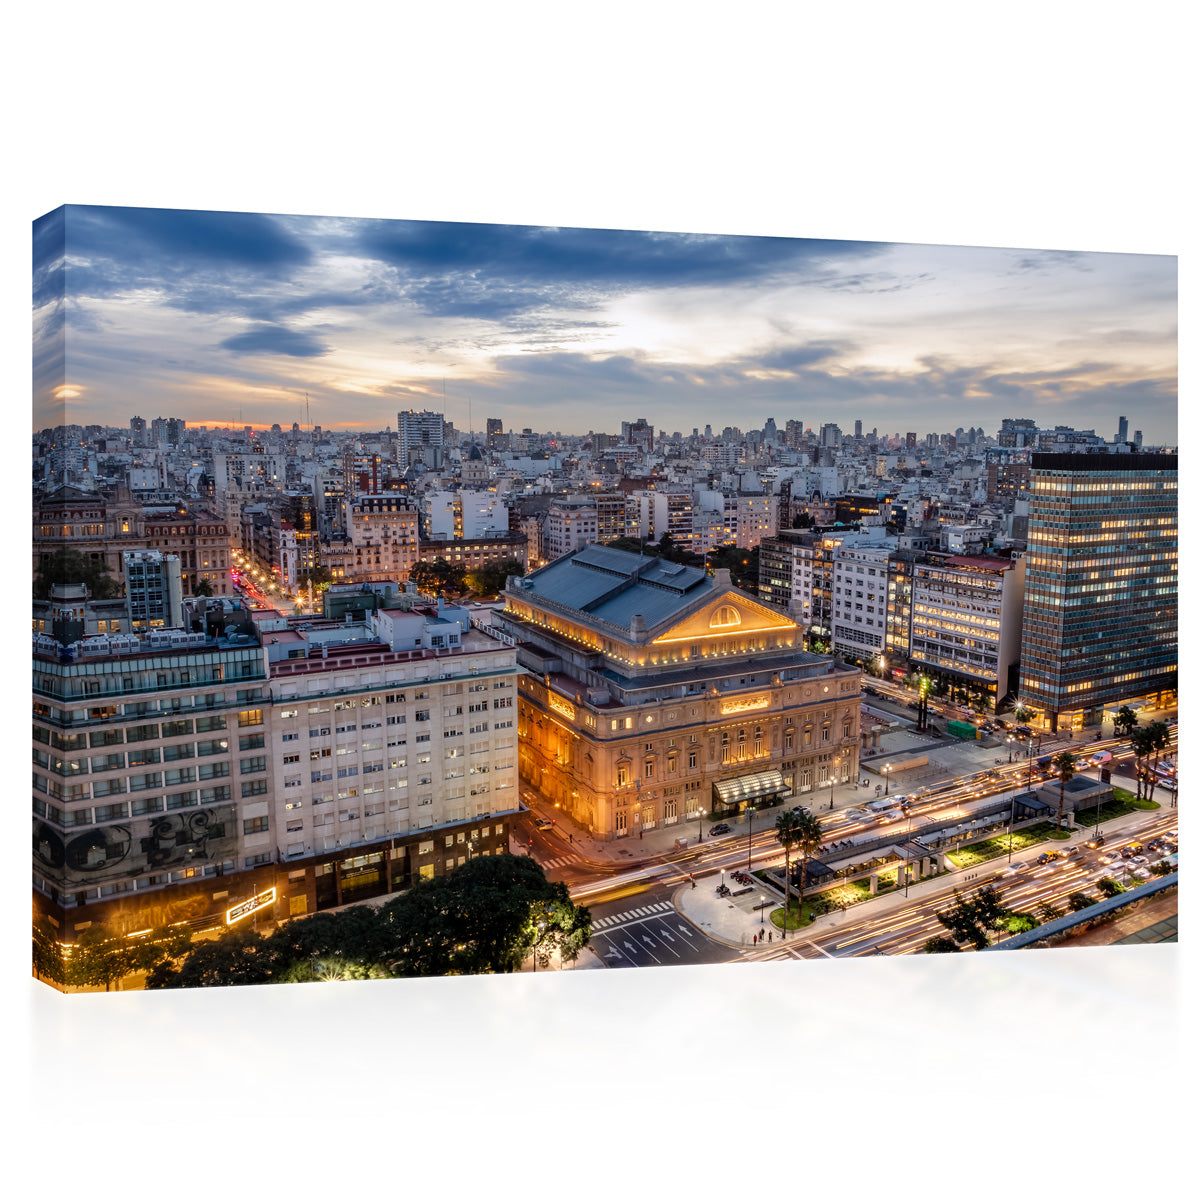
[33,205,1178,444]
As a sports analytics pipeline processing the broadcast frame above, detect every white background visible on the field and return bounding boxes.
[4,4,1191,1197]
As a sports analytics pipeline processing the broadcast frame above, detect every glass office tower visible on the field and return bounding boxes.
[1019,453,1177,732]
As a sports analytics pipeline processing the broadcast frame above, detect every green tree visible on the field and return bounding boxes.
[1051,751,1077,828]
[1151,860,1176,877]
[790,810,825,921]
[1130,727,1154,800]
[464,558,526,598]
[792,512,814,529]
[66,925,138,992]
[1036,899,1064,922]
[192,576,214,597]
[1096,877,1124,898]
[1066,891,1095,912]
[32,917,66,986]
[34,546,120,600]
[410,558,466,598]
[935,884,1012,950]
[1012,704,1031,725]
[147,924,278,989]
[378,853,590,976]
[1113,705,1138,738]
[923,936,963,954]
[1142,721,1171,805]
[774,809,803,938]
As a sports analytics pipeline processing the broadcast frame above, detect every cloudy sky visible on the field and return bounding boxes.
[32,205,1177,443]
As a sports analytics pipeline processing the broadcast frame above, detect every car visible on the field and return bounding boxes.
[1128,855,1148,867]
[998,861,1029,876]
[791,805,812,816]
[1036,852,1055,865]
[1130,867,1152,880]
[1060,844,1082,858]
[534,817,555,830]
[1085,835,1106,849]
[906,701,920,711]
[709,823,732,836]
[1098,852,1118,865]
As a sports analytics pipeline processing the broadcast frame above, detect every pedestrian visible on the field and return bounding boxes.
[568,833,573,844]
[639,828,643,840]
[768,930,773,943]
[753,933,758,946]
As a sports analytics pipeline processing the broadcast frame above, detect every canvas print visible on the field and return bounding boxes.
[31,206,1178,991]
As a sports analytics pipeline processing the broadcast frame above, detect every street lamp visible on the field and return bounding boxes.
[883,764,892,796]
[698,807,704,842]
[746,804,756,871]
[1007,735,1015,764]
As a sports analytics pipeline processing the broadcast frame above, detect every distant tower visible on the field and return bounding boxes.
[1117,414,1129,444]
[854,419,863,439]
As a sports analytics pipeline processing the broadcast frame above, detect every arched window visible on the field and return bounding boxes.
[710,605,741,629]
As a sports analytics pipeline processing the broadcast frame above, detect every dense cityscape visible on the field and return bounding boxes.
[32,405,1179,987]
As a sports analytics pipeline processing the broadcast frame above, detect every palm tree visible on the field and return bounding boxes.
[774,809,802,939]
[1143,721,1171,804]
[1052,751,1076,828]
[791,811,825,922]
[1114,705,1138,739]
[1130,726,1154,800]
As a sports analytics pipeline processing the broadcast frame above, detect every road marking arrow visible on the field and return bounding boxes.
[643,935,655,946]
[659,931,675,942]
[678,924,694,937]
[624,941,637,952]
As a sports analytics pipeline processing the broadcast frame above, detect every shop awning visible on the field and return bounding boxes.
[713,769,789,806]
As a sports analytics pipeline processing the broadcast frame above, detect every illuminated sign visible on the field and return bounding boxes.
[720,694,771,715]
[225,887,277,925]
[548,694,575,720]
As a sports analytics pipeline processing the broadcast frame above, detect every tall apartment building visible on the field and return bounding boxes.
[830,545,892,660]
[486,417,504,450]
[493,545,861,840]
[1018,453,1177,732]
[123,550,185,630]
[594,492,627,543]
[621,417,654,450]
[542,499,599,561]
[735,492,777,549]
[397,410,445,462]
[33,599,521,937]
[345,494,420,582]
[424,490,509,541]
[909,554,1026,707]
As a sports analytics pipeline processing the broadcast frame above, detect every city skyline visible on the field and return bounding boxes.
[33,206,1177,443]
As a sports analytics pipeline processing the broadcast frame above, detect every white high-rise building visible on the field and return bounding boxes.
[397,410,445,461]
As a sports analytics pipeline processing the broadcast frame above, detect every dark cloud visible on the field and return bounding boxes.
[66,205,313,271]
[1009,249,1091,273]
[356,220,890,319]
[219,325,330,358]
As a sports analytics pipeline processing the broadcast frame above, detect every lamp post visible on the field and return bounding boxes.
[698,807,705,842]
[746,804,756,871]
[1007,735,1015,764]
[883,764,891,796]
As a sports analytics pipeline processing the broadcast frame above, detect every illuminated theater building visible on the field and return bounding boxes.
[493,545,861,840]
